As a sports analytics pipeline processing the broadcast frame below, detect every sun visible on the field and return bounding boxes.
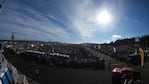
[97,10,112,25]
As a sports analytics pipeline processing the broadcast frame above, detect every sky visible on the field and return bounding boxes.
[0,0,149,43]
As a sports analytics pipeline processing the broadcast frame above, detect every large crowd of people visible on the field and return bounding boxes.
[90,45,133,63]
[0,41,106,70]
[15,43,105,70]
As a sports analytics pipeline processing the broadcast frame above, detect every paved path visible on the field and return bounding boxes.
[85,47,126,69]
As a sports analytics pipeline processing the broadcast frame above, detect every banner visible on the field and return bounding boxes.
[139,48,144,68]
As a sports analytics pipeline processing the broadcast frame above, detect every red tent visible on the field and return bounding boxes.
[122,67,134,71]
[112,67,121,73]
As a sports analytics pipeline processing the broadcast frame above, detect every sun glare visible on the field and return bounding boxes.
[97,10,112,25]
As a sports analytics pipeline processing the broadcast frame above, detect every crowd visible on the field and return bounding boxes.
[17,43,105,70]
[91,45,133,63]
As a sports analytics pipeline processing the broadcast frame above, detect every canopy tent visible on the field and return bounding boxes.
[112,67,121,73]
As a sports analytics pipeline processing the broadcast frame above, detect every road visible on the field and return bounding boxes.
[85,47,126,69]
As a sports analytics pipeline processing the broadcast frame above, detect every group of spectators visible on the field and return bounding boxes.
[18,43,105,70]
[91,45,133,63]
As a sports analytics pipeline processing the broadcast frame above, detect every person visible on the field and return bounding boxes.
[108,60,111,70]
[121,74,127,84]
[35,69,40,80]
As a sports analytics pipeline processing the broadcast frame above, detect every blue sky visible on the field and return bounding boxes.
[0,0,149,43]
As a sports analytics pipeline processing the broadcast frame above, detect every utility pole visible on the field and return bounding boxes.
[11,32,14,41]
[11,32,15,49]
[0,0,6,13]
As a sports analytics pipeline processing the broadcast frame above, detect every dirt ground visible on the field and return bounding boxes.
[4,50,149,84]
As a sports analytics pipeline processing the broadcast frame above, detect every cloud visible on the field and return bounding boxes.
[105,40,111,43]
[68,0,100,38]
[64,0,120,39]
[0,0,124,42]
[112,34,122,41]
[0,0,70,41]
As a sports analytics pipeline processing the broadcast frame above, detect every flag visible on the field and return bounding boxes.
[139,48,144,68]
